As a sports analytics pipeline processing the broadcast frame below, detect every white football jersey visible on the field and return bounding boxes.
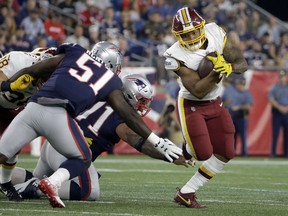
[164,23,226,101]
[0,51,40,109]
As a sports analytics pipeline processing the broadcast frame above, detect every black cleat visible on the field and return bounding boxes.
[0,181,23,201]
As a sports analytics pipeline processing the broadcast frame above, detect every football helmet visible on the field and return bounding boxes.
[31,47,57,61]
[172,7,206,51]
[91,41,122,75]
[122,74,153,117]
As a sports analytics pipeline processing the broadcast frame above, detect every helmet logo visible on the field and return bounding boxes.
[127,78,147,92]
[108,47,122,57]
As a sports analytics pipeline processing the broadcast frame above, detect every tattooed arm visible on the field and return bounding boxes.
[116,123,165,159]
[223,36,248,74]
[116,123,193,167]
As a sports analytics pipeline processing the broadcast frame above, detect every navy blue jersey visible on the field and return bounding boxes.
[76,101,124,161]
[30,43,122,117]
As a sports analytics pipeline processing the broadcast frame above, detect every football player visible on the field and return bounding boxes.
[0,42,182,208]
[13,73,195,201]
[164,7,248,208]
[0,48,56,201]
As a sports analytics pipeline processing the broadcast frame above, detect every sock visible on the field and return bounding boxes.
[48,159,86,188]
[181,154,226,193]
[11,167,33,185]
[48,168,70,188]
[1,155,18,184]
[57,181,81,200]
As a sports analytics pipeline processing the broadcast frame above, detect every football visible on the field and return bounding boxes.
[197,52,217,78]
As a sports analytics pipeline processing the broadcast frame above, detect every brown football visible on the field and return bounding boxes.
[197,52,217,78]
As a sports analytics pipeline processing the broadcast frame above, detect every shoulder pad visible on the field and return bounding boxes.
[56,43,80,55]
[164,57,180,71]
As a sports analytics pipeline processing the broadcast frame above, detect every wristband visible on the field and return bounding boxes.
[147,132,160,145]
[134,137,145,152]
[0,81,12,91]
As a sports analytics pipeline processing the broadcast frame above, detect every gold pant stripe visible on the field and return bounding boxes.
[178,97,197,159]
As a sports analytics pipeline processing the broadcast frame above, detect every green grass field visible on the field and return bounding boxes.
[0,154,287,216]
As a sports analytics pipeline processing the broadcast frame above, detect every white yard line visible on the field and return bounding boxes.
[0,207,157,216]
[203,199,287,206]
[97,168,190,173]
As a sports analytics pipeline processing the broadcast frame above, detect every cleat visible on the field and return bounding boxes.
[14,177,40,199]
[174,188,207,208]
[0,181,23,201]
[38,178,65,208]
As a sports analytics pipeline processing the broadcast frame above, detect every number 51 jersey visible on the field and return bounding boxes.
[29,43,123,118]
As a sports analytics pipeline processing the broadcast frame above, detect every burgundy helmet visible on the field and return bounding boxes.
[31,47,57,60]
[172,7,206,51]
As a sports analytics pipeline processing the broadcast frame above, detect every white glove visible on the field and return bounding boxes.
[147,133,183,162]
[156,138,183,162]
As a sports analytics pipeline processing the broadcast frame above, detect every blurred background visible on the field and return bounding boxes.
[2,0,287,157]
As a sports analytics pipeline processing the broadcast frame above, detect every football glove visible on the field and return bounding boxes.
[147,132,182,162]
[206,52,233,77]
[154,138,183,163]
[10,74,34,91]
[85,137,93,146]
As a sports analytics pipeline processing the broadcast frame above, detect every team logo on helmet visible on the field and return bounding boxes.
[127,78,148,92]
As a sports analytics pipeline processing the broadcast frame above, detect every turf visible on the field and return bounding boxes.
[0,154,287,216]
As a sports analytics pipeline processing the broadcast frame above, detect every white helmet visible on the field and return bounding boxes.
[122,74,153,117]
[91,41,122,75]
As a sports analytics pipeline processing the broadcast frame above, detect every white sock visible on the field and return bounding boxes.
[181,154,226,193]
[11,167,27,185]
[1,155,18,184]
[48,168,70,188]
[58,181,72,200]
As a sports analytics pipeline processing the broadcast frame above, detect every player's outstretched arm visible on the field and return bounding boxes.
[108,89,183,162]
[9,54,65,82]
[116,123,193,167]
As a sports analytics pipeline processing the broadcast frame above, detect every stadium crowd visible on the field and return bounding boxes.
[0,0,287,84]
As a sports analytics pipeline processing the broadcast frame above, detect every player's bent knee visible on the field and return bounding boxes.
[225,150,235,160]
[196,151,213,161]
